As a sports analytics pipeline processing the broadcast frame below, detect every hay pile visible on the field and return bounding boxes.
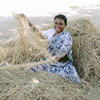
[0,14,100,100]
[1,68,100,100]
[0,13,52,64]
[66,18,100,83]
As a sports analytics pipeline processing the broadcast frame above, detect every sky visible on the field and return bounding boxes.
[0,0,100,17]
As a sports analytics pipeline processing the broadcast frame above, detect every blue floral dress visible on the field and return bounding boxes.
[31,29,80,83]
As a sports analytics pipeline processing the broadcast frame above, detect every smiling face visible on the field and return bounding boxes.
[54,18,66,34]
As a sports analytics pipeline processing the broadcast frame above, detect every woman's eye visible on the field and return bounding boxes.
[54,22,64,26]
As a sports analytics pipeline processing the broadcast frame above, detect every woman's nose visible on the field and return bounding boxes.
[56,23,60,27]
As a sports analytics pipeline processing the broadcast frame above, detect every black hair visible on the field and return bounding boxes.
[54,14,67,26]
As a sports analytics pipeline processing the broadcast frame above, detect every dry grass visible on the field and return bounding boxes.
[0,14,100,100]
[0,13,52,64]
[0,68,100,100]
[66,18,100,83]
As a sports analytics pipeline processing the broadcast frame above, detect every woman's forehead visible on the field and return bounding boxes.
[54,18,64,23]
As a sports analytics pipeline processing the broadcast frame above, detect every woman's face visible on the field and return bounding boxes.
[54,18,66,34]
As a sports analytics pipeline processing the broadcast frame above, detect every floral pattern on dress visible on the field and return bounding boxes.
[31,31,80,83]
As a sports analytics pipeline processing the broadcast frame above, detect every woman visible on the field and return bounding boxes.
[31,14,80,83]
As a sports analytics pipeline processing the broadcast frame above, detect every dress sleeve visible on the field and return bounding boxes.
[42,30,49,39]
[58,33,72,58]
[42,29,55,39]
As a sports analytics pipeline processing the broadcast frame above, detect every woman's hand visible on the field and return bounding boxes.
[53,56,60,62]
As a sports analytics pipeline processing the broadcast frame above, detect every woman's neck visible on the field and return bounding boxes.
[53,32,58,36]
[53,30,64,36]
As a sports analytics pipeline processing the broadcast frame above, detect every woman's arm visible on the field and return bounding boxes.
[37,31,45,38]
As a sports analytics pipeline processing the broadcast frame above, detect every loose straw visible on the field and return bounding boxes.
[0,57,56,70]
